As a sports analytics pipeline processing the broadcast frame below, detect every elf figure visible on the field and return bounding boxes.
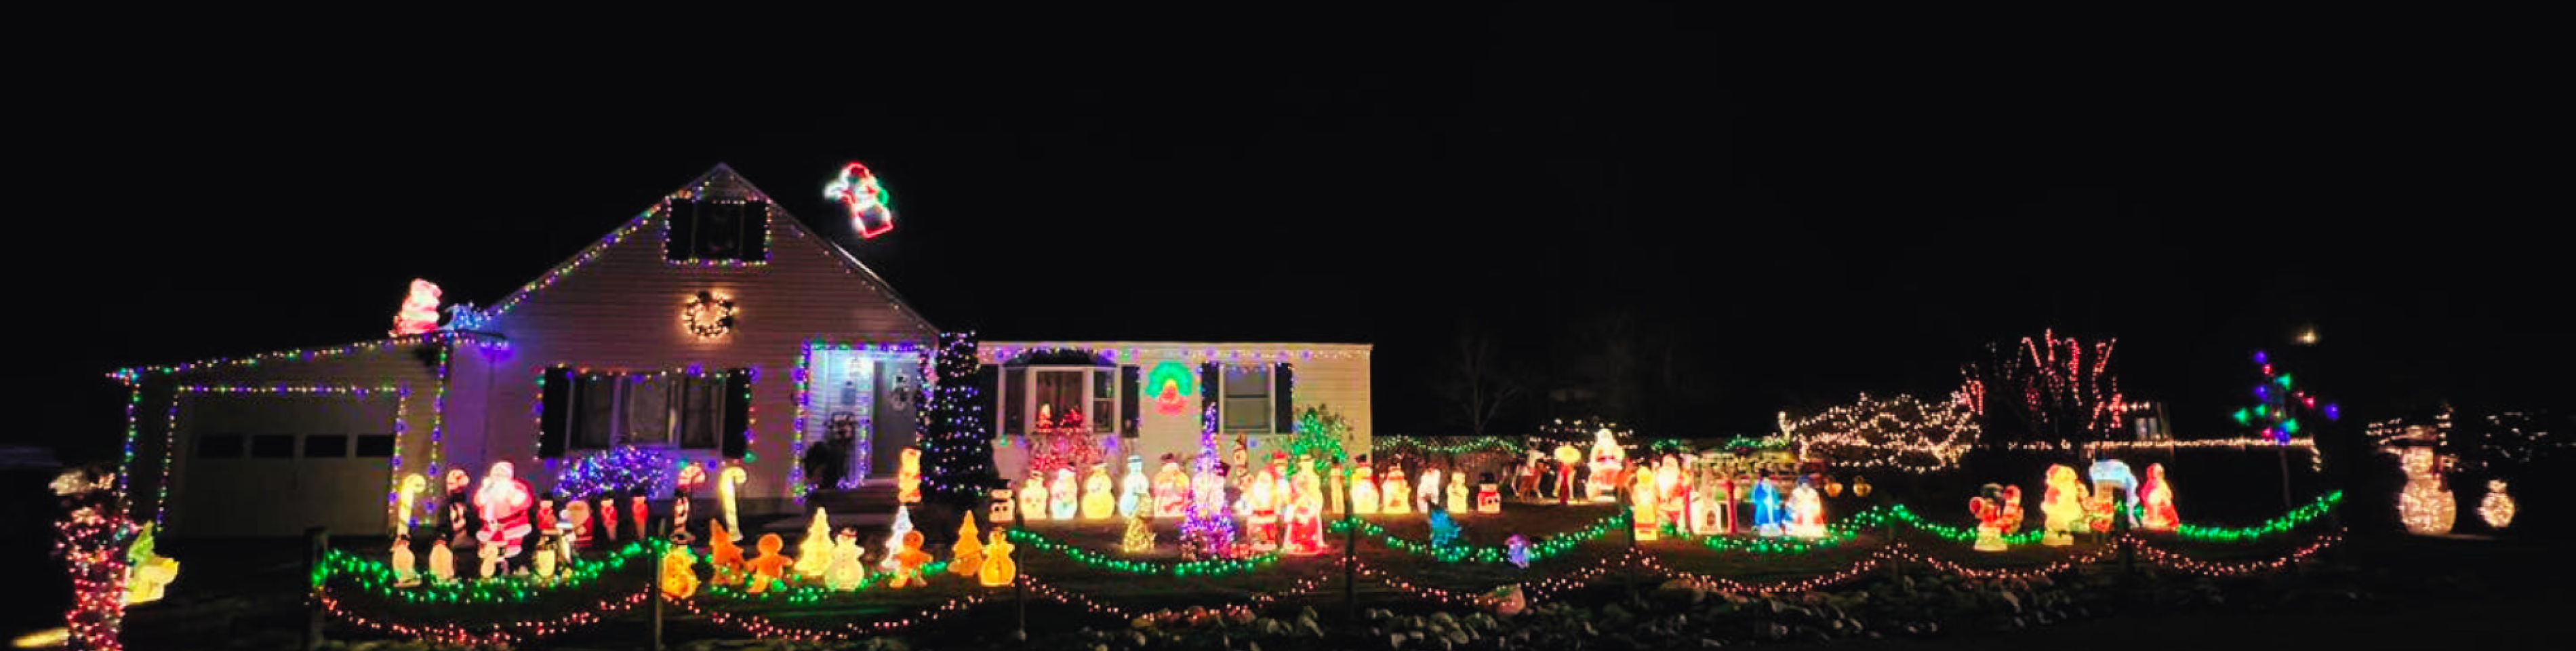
[1119,454,1150,518]
[1349,464,1380,515]
[2040,465,2089,546]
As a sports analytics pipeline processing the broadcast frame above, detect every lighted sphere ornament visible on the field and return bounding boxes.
[683,291,738,338]
[2396,447,2455,536]
[1825,476,1845,498]
[2137,463,2179,532]
[2040,465,2089,546]
[2480,480,2515,530]
[824,161,895,239]
[978,528,1017,587]
[390,278,443,336]
[1505,534,1531,568]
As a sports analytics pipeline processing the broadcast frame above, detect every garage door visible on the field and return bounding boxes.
[170,395,397,538]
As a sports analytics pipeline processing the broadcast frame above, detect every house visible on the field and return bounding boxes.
[107,165,1371,538]
[978,341,1373,484]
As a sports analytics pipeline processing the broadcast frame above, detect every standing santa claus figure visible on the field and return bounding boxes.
[474,461,535,561]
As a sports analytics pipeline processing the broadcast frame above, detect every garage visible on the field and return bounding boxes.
[169,393,400,538]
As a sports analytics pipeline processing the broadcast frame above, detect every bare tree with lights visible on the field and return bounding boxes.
[1960,330,2128,447]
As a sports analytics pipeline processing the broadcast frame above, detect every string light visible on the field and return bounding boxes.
[681,291,738,339]
[315,588,649,647]
[977,343,1371,366]
[314,540,657,604]
[1782,394,1980,473]
[1327,511,1627,564]
[2127,533,2341,576]
[2173,492,2341,542]
[919,332,999,500]
[1373,435,1525,456]
[111,331,507,376]
[1004,528,1281,576]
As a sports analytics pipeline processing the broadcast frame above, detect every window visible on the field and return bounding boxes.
[250,435,297,458]
[197,433,245,458]
[304,434,348,458]
[665,197,770,262]
[998,365,1122,437]
[1222,366,1272,433]
[1033,370,1085,429]
[1092,369,1115,434]
[354,434,397,458]
[544,368,737,456]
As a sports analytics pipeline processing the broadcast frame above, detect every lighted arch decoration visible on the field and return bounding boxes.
[1146,361,1196,415]
[823,161,894,239]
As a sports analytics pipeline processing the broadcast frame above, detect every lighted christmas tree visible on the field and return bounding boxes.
[1428,509,1463,551]
[920,332,1001,511]
[1290,404,1352,467]
[1121,512,1156,553]
[1177,404,1237,559]
[950,515,985,578]
[879,505,914,573]
[52,466,131,651]
[2234,350,2340,444]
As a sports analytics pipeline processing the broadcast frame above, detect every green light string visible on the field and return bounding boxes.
[1371,436,1525,456]
[1663,519,1868,554]
[1879,505,2048,546]
[2173,491,2341,542]
[315,540,658,604]
[1004,529,1281,576]
[1327,511,1629,564]
[700,560,954,602]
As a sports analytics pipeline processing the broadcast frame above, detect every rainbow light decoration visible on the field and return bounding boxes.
[823,161,893,239]
[1146,361,1196,415]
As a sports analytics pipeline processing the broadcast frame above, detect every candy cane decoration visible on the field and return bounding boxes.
[395,473,428,538]
[719,465,748,542]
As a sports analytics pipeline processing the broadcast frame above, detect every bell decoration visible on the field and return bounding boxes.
[1825,477,1845,498]
[1851,475,1872,498]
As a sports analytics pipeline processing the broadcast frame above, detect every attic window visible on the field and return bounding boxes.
[665,197,771,263]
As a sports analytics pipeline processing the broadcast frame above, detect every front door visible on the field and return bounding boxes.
[870,358,921,477]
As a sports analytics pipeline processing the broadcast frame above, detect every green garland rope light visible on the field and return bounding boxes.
[315,540,659,604]
[1328,511,1630,564]
[2175,491,2342,542]
[1004,529,1281,576]
[1372,435,1525,456]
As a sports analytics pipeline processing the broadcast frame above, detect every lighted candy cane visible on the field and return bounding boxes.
[395,473,428,537]
[719,465,748,542]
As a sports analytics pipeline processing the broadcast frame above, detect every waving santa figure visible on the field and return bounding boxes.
[474,462,535,559]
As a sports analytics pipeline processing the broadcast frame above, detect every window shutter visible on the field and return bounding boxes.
[740,201,770,260]
[538,367,573,458]
[720,368,752,458]
[1119,365,1140,437]
[664,198,698,261]
[1272,362,1295,435]
[1199,362,1221,425]
[971,363,999,439]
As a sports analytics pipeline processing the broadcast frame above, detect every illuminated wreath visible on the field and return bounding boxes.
[683,291,737,338]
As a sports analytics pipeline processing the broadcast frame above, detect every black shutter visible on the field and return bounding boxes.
[971,364,999,439]
[740,201,769,261]
[664,198,698,261]
[538,367,574,458]
[1199,362,1221,425]
[1119,365,1140,437]
[1272,362,1295,435]
[720,368,752,458]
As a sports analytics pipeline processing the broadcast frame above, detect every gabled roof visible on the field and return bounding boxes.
[481,163,938,336]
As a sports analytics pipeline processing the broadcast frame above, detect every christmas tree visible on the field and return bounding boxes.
[2234,350,2340,444]
[919,332,1001,511]
[1121,512,1156,553]
[950,515,985,578]
[879,506,914,572]
[1178,404,1237,559]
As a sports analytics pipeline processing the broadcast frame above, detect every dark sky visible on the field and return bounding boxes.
[18,14,2567,460]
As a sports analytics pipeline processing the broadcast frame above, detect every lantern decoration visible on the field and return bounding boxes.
[744,534,789,594]
[951,517,986,579]
[393,473,428,538]
[1349,465,1380,515]
[1146,361,1196,416]
[1476,477,1502,514]
[880,505,914,572]
[473,462,534,559]
[887,530,932,589]
[1121,512,1157,553]
[1750,473,1784,537]
[1628,471,1659,540]
[660,545,700,599]
[390,279,443,336]
[826,529,868,591]
[978,529,1017,587]
[2137,463,2178,531]
[2040,465,2089,546]
[682,291,738,338]
[1505,534,1531,568]
[1049,467,1080,521]
[793,508,834,580]
[2480,480,2515,530]
[989,489,1018,524]
[1970,484,2008,552]
[824,161,895,239]
[1852,475,1873,498]
[2086,460,2137,533]
[1081,463,1117,520]
[1018,473,1049,521]
[896,447,923,504]
[718,465,748,542]
[1154,456,1190,518]
[1119,455,1150,517]
[1788,477,1826,538]
[1552,444,1582,505]
[1381,467,1411,514]
[122,524,178,605]
[1587,429,1626,502]
[2397,447,2455,535]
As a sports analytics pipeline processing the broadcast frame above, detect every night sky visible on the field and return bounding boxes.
[19,15,2567,462]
